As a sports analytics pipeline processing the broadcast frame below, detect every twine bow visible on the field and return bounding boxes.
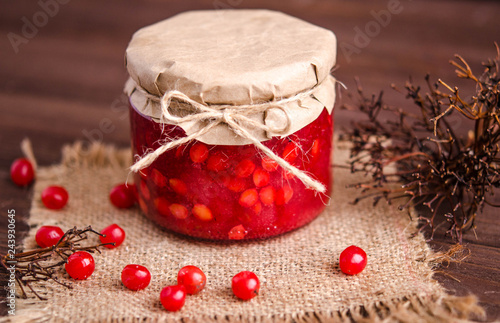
[130,88,326,193]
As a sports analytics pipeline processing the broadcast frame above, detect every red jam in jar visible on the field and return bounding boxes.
[125,10,337,240]
[130,103,333,240]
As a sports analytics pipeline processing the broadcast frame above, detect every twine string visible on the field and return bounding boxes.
[130,87,326,193]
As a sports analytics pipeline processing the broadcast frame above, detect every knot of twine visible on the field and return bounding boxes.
[130,88,326,193]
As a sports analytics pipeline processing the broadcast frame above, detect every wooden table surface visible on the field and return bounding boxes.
[1,0,499,320]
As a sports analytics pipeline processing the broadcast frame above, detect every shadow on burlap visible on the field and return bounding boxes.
[5,140,484,323]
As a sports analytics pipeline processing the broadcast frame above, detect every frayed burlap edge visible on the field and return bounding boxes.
[2,140,485,323]
[5,294,484,323]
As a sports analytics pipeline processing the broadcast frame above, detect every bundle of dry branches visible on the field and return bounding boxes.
[1,226,111,299]
[341,44,500,243]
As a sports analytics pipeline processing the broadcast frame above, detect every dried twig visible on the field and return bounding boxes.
[0,226,112,300]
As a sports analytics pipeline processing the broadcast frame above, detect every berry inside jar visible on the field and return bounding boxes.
[130,102,333,240]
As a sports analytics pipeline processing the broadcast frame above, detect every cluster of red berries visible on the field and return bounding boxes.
[122,265,261,311]
[11,158,139,211]
[11,158,70,210]
[34,224,260,311]
[160,267,261,311]
[130,139,318,240]
[35,224,126,279]
[160,266,207,311]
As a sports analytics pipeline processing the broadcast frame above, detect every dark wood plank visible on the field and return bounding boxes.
[1,0,499,320]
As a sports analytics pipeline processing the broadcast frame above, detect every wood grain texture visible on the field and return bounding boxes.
[1,0,499,320]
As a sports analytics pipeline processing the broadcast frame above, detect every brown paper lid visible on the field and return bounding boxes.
[125,9,337,105]
[125,9,337,146]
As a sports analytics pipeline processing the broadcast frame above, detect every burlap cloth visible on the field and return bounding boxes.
[7,140,484,323]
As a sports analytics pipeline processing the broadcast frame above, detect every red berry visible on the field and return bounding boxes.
[192,204,213,221]
[228,225,247,240]
[177,265,206,295]
[235,159,255,178]
[275,185,293,206]
[339,245,367,275]
[151,169,168,187]
[100,224,126,249]
[65,251,95,280]
[190,143,209,163]
[109,183,136,209]
[10,158,35,186]
[206,152,229,171]
[310,139,320,159]
[232,271,260,300]
[35,225,64,248]
[282,142,299,163]
[160,285,186,312]
[261,157,278,172]
[154,197,171,217]
[121,264,151,291]
[253,168,270,187]
[169,204,189,220]
[239,189,259,208]
[175,145,186,158]
[259,186,275,205]
[169,178,188,195]
[41,186,69,210]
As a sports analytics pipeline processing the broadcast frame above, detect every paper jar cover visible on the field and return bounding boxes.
[125,9,337,145]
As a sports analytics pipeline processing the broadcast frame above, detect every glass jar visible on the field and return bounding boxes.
[125,9,337,240]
